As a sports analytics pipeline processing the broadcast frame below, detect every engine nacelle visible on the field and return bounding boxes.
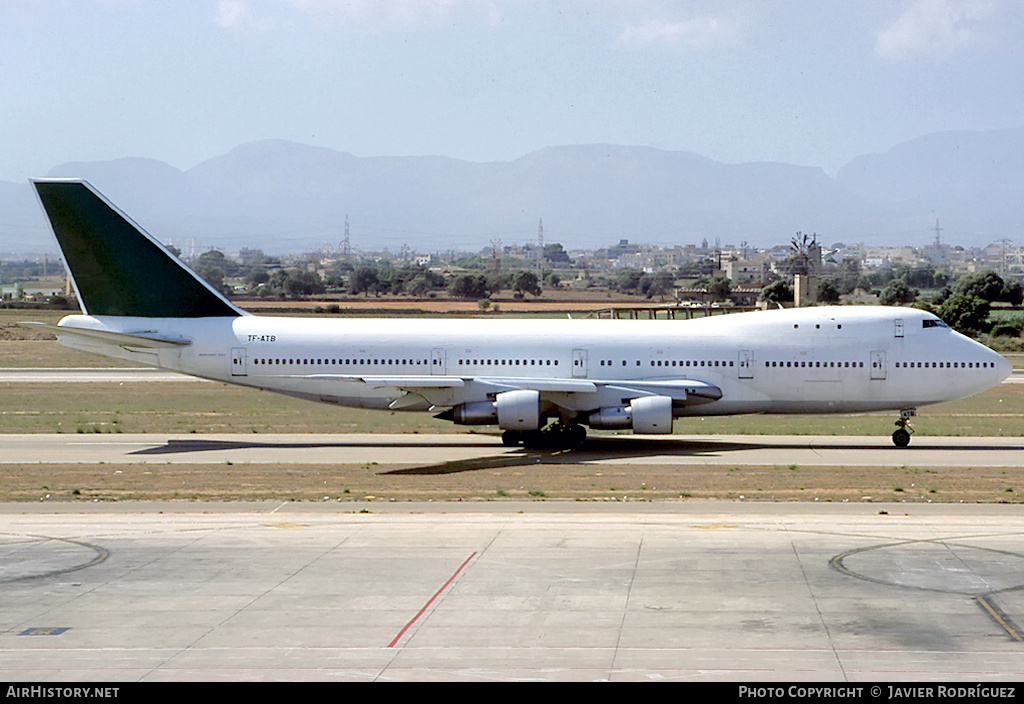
[630,395,673,434]
[587,395,674,434]
[450,389,541,430]
[495,389,541,430]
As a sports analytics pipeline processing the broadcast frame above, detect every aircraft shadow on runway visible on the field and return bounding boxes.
[127,436,502,455]
[127,435,761,475]
[383,437,814,476]
[383,435,1024,476]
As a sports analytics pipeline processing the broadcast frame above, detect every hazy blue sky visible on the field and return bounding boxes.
[3,0,1023,183]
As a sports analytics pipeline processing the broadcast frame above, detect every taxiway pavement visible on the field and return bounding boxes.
[1,501,1023,682]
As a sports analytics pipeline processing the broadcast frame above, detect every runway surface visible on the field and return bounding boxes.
[2,432,1024,468]
[1,501,1023,681]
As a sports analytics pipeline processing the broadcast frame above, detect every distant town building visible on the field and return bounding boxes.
[724,254,770,285]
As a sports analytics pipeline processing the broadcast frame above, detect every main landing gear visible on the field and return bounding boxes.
[502,422,587,450]
[892,408,916,448]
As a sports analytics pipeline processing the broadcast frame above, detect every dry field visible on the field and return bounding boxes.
[5,458,1024,505]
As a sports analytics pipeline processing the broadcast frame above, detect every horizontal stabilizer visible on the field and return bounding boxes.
[19,322,192,349]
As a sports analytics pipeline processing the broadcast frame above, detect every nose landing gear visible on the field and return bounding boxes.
[892,408,916,447]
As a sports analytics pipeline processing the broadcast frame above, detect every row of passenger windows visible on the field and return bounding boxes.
[254,358,431,366]
[249,356,996,371]
[251,357,560,368]
[762,360,997,369]
[631,359,734,368]
[897,361,995,369]
[457,359,558,366]
[765,360,864,369]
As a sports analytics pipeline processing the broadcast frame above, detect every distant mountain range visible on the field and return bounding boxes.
[3,128,1023,257]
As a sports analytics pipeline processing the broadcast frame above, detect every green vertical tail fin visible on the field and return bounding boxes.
[32,179,243,318]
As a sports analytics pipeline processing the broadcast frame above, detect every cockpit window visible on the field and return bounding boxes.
[922,318,949,329]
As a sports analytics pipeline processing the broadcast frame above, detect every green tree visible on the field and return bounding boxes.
[760,279,792,305]
[952,271,1005,302]
[195,263,226,295]
[1001,280,1023,306]
[405,270,445,295]
[244,267,270,291]
[879,279,917,306]
[284,270,325,296]
[511,270,542,297]
[707,276,732,301]
[615,268,643,294]
[938,294,991,335]
[542,243,571,264]
[195,249,241,277]
[349,266,380,296]
[448,274,490,299]
[992,321,1023,338]
[636,271,670,300]
[258,269,325,298]
[903,264,938,289]
[816,277,841,304]
[831,258,864,294]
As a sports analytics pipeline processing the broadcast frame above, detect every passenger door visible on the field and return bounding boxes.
[738,349,754,380]
[572,348,588,378]
[431,348,447,375]
[870,350,887,380]
[231,347,247,377]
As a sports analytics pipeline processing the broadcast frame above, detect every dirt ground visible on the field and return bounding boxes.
[6,450,1024,505]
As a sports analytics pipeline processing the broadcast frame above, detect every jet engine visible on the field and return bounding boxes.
[449,389,542,431]
[451,400,499,425]
[587,395,674,434]
[496,389,541,430]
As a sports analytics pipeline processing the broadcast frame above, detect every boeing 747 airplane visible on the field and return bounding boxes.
[26,179,1012,448]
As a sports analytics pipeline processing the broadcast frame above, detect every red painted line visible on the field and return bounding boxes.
[388,552,477,648]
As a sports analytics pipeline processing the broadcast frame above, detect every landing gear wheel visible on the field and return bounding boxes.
[546,422,586,449]
[892,408,916,448]
[510,423,587,450]
[501,430,524,447]
[567,423,587,447]
[520,429,547,449]
[892,428,911,448]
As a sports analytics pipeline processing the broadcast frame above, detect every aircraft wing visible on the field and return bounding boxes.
[19,322,192,349]
[598,380,723,404]
[298,374,596,392]
[300,374,466,388]
[296,373,720,405]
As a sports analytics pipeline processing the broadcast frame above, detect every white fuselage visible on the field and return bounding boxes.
[53,306,1011,424]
